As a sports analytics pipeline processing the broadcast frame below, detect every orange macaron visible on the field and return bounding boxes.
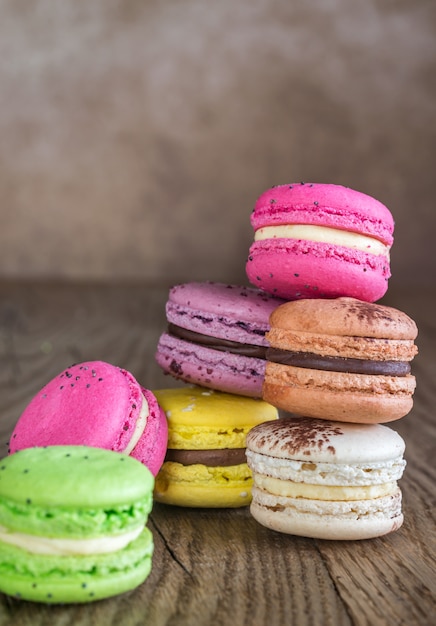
[263,297,418,423]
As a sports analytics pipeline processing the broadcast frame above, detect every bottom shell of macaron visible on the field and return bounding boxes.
[155,334,265,398]
[249,486,403,540]
[154,461,253,508]
[0,528,153,604]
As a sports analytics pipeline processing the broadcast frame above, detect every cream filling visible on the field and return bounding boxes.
[254,474,397,501]
[254,225,389,257]
[123,394,149,455]
[0,524,143,556]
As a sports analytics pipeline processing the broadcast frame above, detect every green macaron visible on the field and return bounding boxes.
[0,446,155,604]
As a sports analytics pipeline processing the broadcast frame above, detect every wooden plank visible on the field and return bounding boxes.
[0,282,434,625]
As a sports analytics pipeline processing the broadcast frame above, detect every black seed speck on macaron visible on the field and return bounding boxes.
[294,273,299,277]
[98,378,103,382]
[26,498,31,504]
[314,201,319,206]
[23,469,29,473]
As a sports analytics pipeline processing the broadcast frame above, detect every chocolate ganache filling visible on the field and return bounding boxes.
[266,349,411,376]
[164,448,247,466]
[167,323,267,358]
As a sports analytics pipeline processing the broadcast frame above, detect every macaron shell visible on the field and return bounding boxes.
[268,297,418,339]
[263,366,416,423]
[9,362,144,455]
[246,239,389,301]
[156,333,266,397]
[250,494,403,540]
[153,386,279,449]
[0,527,153,604]
[246,417,406,464]
[154,461,253,508]
[251,183,394,244]
[130,389,168,476]
[167,282,284,344]
[0,445,154,508]
[9,361,167,475]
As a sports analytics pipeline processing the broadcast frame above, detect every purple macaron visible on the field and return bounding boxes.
[155,282,285,397]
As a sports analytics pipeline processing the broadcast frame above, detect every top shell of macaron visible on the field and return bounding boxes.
[166,282,285,347]
[153,386,278,428]
[168,282,285,325]
[9,361,146,455]
[269,297,418,341]
[0,446,154,508]
[250,183,394,245]
[246,417,405,464]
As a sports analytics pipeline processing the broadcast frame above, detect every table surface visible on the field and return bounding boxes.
[0,281,434,626]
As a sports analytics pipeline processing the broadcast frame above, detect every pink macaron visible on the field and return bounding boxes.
[9,361,168,476]
[246,182,394,302]
[155,282,285,397]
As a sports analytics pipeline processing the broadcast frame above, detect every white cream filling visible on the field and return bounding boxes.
[123,394,149,455]
[253,474,397,501]
[0,524,143,556]
[254,224,389,257]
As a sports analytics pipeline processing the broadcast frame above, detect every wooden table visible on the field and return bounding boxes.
[0,282,434,626]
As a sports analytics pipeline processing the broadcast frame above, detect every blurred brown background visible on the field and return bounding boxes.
[1,0,435,289]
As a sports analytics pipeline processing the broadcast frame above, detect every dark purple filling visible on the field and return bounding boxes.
[167,324,267,358]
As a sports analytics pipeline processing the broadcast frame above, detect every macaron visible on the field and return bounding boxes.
[9,361,168,476]
[0,445,154,603]
[246,417,406,540]
[155,282,285,398]
[263,297,418,423]
[246,182,394,302]
[153,386,279,507]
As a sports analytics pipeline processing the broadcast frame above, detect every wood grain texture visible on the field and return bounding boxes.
[0,282,434,626]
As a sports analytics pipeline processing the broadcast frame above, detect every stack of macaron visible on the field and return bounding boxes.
[3,361,169,602]
[153,182,418,540]
[242,182,418,540]
[154,282,282,507]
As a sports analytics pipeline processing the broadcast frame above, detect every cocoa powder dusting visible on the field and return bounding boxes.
[343,300,394,326]
[248,417,344,457]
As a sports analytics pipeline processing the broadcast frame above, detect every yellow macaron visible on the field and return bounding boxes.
[153,386,278,507]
